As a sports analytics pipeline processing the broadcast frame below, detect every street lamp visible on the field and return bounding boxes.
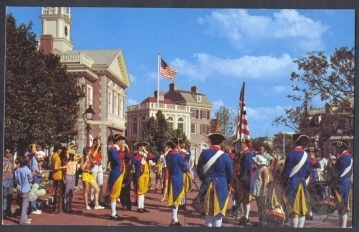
[83,105,95,131]
[83,105,95,146]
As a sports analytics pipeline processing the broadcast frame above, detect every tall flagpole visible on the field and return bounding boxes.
[157,53,160,108]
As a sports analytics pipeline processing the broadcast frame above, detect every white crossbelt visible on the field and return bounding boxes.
[289,151,308,178]
[203,150,224,174]
[340,158,353,177]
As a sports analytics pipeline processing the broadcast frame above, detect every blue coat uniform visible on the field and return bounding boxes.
[238,147,253,191]
[197,146,233,216]
[334,152,352,212]
[108,145,125,200]
[166,149,189,207]
[283,147,311,216]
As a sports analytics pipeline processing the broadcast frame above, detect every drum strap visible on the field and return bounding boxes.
[340,158,352,177]
[203,150,224,174]
[289,152,308,178]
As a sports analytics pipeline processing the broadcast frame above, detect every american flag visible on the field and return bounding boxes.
[236,82,251,140]
[160,58,177,80]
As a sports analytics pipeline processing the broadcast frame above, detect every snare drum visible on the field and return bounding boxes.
[266,208,286,224]
[308,181,336,215]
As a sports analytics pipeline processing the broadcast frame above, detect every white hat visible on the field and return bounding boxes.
[253,155,267,166]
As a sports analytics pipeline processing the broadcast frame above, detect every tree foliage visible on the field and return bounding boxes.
[273,47,354,132]
[5,14,84,152]
[140,110,186,156]
[214,106,236,138]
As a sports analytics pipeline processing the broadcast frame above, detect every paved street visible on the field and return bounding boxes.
[2,173,352,228]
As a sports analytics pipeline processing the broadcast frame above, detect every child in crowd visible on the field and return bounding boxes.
[14,156,32,225]
[64,152,77,213]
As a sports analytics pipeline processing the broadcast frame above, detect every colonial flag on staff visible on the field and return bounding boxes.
[236,82,251,141]
[160,58,177,80]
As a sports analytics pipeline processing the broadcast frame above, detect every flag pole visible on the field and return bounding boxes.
[157,53,160,108]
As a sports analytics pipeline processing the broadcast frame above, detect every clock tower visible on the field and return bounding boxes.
[40,7,73,53]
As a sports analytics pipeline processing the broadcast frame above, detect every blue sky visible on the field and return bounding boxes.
[6,7,355,138]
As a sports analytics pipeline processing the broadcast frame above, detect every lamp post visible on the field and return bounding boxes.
[83,105,95,147]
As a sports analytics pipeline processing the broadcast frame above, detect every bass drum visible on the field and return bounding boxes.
[308,181,336,218]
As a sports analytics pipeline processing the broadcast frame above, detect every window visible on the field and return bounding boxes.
[167,117,173,129]
[201,110,209,119]
[114,95,118,116]
[191,124,196,134]
[108,90,113,114]
[119,99,123,117]
[190,109,197,118]
[200,124,210,135]
[87,85,93,107]
[197,95,202,102]
[140,115,146,137]
[132,116,138,136]
[177,118,184,132]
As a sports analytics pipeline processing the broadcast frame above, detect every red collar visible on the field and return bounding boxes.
[294,146,304,152]
[341,151,350,157]
[242,147,250,153]
[170,149,179,154]
[210,145,221,150]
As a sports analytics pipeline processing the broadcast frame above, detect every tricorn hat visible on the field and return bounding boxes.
[292,134,310,142]
[113,134,127,141]
[331,141,349,149]
[134,141,149,147]
[208,133,226,142]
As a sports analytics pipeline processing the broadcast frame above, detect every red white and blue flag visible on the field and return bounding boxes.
[160,58,177,80]
[236,82,251,141]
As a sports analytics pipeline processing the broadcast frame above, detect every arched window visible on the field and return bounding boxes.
[177,117,184,132]
[167,117,173,129]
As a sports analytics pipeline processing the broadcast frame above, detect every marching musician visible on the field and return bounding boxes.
[282,134,311,228]
[235,137,254,226]
[178,138,189,210]
[331,141,352,228]
[196,133,232,227]
[107,134,130,220]
[165,138,190,226]
[131,141,152,213]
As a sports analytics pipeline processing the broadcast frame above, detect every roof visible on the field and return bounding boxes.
[165,90,212,107]
[141,97,175,105]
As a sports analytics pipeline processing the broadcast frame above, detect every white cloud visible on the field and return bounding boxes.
[127,99,138,106]
[247,105,286,121]
[198,9,329,52]
[173,53,295,82]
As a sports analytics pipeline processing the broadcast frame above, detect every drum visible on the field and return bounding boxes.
[264,181,287,224]
[308,181,336,215]
[266,207,286,224]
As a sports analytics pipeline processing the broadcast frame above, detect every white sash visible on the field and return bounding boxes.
[289,151,308,178]
[203,150,224,174]
[340,158,353,177]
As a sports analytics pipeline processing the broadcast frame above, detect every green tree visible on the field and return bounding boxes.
[214,106,236,138]
[273,47,354,132]
[140,110,187,156]
[5,14,84,152]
